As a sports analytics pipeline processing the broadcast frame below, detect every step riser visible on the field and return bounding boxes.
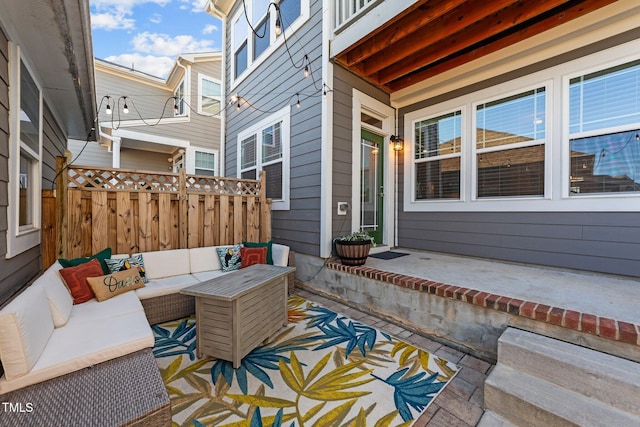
[496,329,640,416]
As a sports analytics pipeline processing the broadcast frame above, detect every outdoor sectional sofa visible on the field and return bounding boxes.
[0,243,290,426]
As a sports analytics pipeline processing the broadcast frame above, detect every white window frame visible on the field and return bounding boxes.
[6,43,43,258]
[186,147,219,176]
[410,106,466,204]
[230,0,310,89]
[173,78,188,117]
[471,82,552,201]
[197,73,222,117]
[237,106,290,210]
[404,39,640,212]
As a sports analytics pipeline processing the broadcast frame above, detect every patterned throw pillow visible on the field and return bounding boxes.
[105,254,148,283]
[58,258,104,304]
[58,247,112,274]
[242,241,273,265]
[216,245,242,272]
[86,269,145,302]
[240,246,267,268]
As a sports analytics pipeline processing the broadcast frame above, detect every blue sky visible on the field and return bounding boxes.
[90,0,223,79]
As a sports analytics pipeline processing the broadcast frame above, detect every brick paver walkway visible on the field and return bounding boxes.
[295,288,492,427]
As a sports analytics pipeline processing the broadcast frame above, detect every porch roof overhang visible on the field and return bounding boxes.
[334,0,617,94]
[0,0,97,141]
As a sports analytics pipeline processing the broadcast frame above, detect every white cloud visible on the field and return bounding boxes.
[132,32,214,56]
[202,24,218,35]
[180,0,208,13]
[91,11,135,30]
[104,53,175,78]
[149,13,162,24]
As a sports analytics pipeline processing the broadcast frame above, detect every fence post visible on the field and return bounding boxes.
[178,168,188,248]
[55,156,68,260]
[259,171,271,242]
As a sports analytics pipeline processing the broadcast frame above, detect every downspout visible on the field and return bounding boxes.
[394,107,399,248]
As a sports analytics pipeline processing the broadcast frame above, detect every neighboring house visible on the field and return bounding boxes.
[0,0,95,305]
[206,0,640,277]
[69,53,223,177]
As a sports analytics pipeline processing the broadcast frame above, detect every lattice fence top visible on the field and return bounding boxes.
[66,165,263,196]
[185,175,262,196]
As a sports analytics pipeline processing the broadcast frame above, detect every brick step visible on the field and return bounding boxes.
[496,328,640,416]
[484,364,640,427]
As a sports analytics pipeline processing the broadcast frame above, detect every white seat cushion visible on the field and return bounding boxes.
[32,261,73,327]
[272,243,290,267]
[0,310,153,394]
[189,246,223,273]
[135,274,199,300]
[191,269,229,282]
[65,291,144,327]
[138,249,190,280]
[0,287,55,380]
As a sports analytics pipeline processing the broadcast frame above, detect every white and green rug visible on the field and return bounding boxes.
[152,295,459,427]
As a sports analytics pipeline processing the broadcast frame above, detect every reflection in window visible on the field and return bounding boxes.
[19,154,33,227]
[195,151,217,176]
[174,80,186,116]
[414,111,461,200]
[476,88,546,198]
[278,0,301,33]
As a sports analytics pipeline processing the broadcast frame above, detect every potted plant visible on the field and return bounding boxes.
[334,231,375,266]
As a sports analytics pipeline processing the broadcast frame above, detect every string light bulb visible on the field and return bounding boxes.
[237,102,241,112]
[275,16,281,36]
[106,104,112,115]
[303,56,309,78]
[173,97,179,115]
[122,97,129,114]
[323,84,327,98]
[296,93,300,109]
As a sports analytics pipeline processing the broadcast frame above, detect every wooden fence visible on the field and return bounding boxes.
[46,157,271,267]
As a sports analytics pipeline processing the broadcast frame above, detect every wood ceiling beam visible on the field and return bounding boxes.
[341,0,467,66]
[385,0,617,92]
[375,0,572,85]
[354,0,523,77]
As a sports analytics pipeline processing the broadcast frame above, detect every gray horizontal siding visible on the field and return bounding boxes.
[395,29,640,277]
[223,0,323,255]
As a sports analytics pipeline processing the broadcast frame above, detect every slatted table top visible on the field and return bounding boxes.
[180,264,296,301]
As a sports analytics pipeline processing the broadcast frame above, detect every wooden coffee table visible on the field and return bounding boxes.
[180,264,295,367]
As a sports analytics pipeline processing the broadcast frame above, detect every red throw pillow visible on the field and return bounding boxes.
[58,258,104,304]
[241,246,267,268]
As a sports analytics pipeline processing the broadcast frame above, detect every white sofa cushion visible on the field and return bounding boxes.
[189,246,223,273]
[272,243,290,267]
[0,310,153,394]
[138,249,190,280]
[65,291,144,327]
[0,287,55,381]
[191,269,229,283]
[135,274,199,300]
[32,261,73,327]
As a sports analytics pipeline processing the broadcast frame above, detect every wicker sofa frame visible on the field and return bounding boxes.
[141,292,195,325]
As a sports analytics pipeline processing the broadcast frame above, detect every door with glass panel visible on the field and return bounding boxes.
[360,129,384,244]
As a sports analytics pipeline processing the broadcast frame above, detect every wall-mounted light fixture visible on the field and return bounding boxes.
[390,135,404,151]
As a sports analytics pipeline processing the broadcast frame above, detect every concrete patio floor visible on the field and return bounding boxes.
[365,247,640,326]
[295,287,492,427]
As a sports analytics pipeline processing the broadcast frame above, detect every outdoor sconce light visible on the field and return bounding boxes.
[391,135,404,151]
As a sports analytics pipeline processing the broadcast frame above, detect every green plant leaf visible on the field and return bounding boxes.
[225,394,296,409]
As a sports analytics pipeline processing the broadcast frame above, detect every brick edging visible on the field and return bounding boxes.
[327,261,640,346]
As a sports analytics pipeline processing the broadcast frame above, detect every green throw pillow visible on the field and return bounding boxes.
[58,247,112,274]
[242,241,273,265]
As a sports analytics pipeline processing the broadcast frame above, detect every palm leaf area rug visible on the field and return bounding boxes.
[152,295,459,427]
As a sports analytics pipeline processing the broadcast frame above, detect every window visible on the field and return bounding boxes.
[475,87,546,198]
[414,110,462,200]
[198,75,221,115]
[7,45,43,258]
[237,107,290,210]
[230,0,308,84]
[174,79,186,116]
[568,60,640,195]
[194,150,217,176]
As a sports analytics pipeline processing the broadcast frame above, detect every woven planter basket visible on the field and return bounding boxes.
[335,240,371,266]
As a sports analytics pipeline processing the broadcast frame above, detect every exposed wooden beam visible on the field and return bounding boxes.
[354,0,524,77]
[342,0,467,66]
[385,0,617,91]
[375,0,573,85]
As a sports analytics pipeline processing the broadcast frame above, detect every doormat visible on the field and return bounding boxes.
[153,295,459,426]
[369,251,410,260]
